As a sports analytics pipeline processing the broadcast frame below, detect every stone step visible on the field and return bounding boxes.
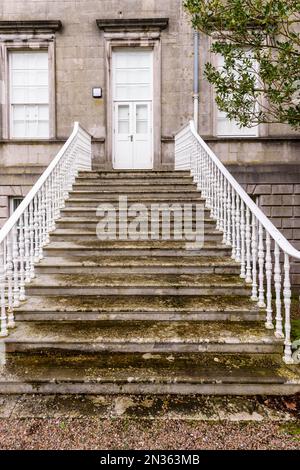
[70,187,198,196]
[26,273,251,296]
[43,241,232,257]
[55,218,216,230]
[4,321,283,354]
[77,171,191,179]
[35,255,240,275]
[73,181,195,189]
[49,229,223,243]
[64,197,205,207]
[60,207,211,217]
[0,352,298,395]
[14,295,264,322]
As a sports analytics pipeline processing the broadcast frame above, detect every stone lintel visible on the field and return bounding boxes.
[96,18,169,33]
[0,20,62,34]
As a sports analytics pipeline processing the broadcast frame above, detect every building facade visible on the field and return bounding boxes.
[0,0,299,280]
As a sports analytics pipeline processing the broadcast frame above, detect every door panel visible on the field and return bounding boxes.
[114,103,133,169]
[133,102,152,169]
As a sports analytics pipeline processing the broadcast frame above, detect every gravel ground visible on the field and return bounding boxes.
[0,418,299,450]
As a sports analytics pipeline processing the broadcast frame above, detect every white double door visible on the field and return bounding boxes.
[113,48,153,169]
[114,101,152,169]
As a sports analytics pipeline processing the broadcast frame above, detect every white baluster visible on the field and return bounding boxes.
[12,224,20,308]
[34,196,40,263]
[45,179,51,244]
[245,206,252,283]
[222,177,228,244]
[29,201,35,279]
[265,232,273,329]
[219,172,224,233]
[274,242,284,338]
[24,209,31,284]
[257,223,266,308]
[235,194,241,262]
[41,185,47,246]
[38,191,43,260]
[231,187,236,259]
[226,180,231,246]
[0,243,7,337]
[50,173,56,231]
[6,232,13,315]
[251,215,258,301]
[19,215,26,301]
[240,200,246,278]
[283,253,293,363]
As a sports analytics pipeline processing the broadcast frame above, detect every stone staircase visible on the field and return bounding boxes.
[1,170,300,395]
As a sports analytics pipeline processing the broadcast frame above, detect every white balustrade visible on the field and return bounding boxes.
[175,121,300,364]
[0,122,92,338]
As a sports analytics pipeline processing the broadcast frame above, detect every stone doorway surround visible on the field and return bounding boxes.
[96,18,169,170]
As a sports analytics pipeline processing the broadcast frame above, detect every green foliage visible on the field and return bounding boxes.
[291,319,300,341]
[184,0,300,129]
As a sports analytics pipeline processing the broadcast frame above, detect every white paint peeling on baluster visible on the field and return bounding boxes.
[240,200,246,279]
[283,253,293,363]
[257,222,266,308]
[265,232,274,329]
[274,243,284,338]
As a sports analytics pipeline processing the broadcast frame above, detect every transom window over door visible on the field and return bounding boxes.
[112,48,153,169]
[10,51,49,139]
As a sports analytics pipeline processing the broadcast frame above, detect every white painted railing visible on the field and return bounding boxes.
[175,121,300,364]
[0,122,92,337]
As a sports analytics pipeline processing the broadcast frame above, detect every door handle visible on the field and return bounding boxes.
[129,135,133,142]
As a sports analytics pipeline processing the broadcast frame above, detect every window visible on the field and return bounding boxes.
[215,54,258,137]
[10,51,49,139]
[9,196,23,216]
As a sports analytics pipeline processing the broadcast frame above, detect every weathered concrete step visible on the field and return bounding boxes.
[0,352,298,395]
[49,229,223,243]
[70,187,198,196]
[77,171,191,179]
[74,178,195,187]
[26,273,250,296]
[65,197,205,207]
[55,218,216,230]
[73,181,195,190]
[4,321,283,354]
[43,241,232,258]
[35,255,240,275]
[15,295,264,322]
[60,207,210,217]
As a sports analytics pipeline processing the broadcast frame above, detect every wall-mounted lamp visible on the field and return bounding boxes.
[92,87,102,99]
